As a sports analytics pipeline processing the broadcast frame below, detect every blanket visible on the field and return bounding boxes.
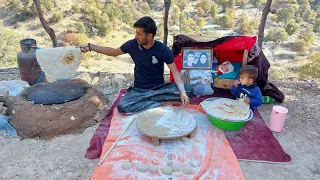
[91,107,245,179]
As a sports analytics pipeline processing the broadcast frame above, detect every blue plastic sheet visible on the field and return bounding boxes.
[0,116,18,137]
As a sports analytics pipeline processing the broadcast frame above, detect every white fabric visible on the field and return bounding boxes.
[36,46,81,78]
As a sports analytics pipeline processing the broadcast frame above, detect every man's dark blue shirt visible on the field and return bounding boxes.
[120,39,174,89]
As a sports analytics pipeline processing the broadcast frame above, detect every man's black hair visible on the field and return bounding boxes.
[187,51,195,55]
[134,17,157,37]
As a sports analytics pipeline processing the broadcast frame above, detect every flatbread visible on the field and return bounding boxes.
[136,107,197,138]
[201,98,250,121]
[36,46,81,78]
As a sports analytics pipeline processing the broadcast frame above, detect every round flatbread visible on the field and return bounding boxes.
[201,98,250,121]
[36,46,81,78]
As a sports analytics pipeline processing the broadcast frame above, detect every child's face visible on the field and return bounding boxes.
[239,73,254,86]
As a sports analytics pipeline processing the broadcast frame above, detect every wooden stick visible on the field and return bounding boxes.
[98,116,136,166]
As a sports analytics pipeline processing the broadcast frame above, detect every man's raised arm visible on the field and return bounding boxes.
[80,43,125,57]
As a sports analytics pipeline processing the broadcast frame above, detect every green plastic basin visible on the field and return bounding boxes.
[209,115,247,131]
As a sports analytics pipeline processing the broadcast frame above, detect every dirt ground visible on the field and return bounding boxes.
[1,70,320,180]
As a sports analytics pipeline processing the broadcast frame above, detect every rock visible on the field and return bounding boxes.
[102,88,116,95]
[79,73,92,84]
[0,80,29,98]
[126,82,131,87]
[0,88,9,102]
[99,76,111,87]
[91,77,100,85]
[111,74,126,88]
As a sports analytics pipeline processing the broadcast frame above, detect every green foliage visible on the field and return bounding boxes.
[249,0,266,8]
[197,17,206,29]
[176,0,188,11]
[236,0,248,8]
[265,27,289,44]
[156,21,164,40]
[216,8,235,29]
[314,17,320,32]
[216,0,235,11]
[210,3,219,18]
[170,5,180,26]
[276,6,296,25]
[41,0,54,12]
[62,33,88,46]
[216,15,234,29]
[299,2,314,22]
[179,12,188,30]
[238,15,258,34]
[285,22,299,35]
[291,39,307,55]
[0,25,21,67]
[48,12,63,23]
[297,52,320,80]
[71,4,81,12]
[75,22,86,34]
[122,8,134,25]
[298,26,315,46]
[196,0,212,13]
[142,2,151,14]
[96,13,113,36]
[197,7,205,17]
[104,3,122,20]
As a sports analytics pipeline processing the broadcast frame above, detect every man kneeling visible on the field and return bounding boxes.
[80,17,193,114]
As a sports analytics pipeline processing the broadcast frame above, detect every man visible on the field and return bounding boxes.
[185,51,195,67]
[80,17,193,114]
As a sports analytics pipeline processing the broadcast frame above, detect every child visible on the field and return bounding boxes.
[230,65,262,111]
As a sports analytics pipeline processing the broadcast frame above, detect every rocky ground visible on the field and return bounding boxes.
[0,68,319,180]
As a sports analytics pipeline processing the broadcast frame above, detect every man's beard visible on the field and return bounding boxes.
[137,38,147,45]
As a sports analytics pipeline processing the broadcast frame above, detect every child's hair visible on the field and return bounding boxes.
[239,65,258,81]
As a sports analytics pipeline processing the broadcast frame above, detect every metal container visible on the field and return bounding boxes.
[17,38,46,86]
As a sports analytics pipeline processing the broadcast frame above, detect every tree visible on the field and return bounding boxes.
[265,27,289,44]
[210,3,219,18]
[258,0,272,49]
[33,0,57,47]
[276,6,296,25]
[176,0,188,11]
[163,0,171,45]
[197,0,211,13]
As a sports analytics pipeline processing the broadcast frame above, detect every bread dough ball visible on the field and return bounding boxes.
[172,164,181,172]
[122,161,132,170]
[189,160,201,167]
[161,166,173,175]
[136,163,148,172]
[148,165,159,174]
[182,165,193,175]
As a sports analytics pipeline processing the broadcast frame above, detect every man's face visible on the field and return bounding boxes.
[135,28,148,45]
[200,55,207,64]
[187,54,194,65]
[239,73,253,86]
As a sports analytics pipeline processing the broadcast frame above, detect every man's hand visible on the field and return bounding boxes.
[233,80,239,87]
[79,44,90,53]
[180,92,190,106]
[244,97,250,104]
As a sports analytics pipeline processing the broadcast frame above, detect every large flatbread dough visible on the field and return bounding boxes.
[136,107,197,138]
[36,46,81,78]
[201,98,250,121]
